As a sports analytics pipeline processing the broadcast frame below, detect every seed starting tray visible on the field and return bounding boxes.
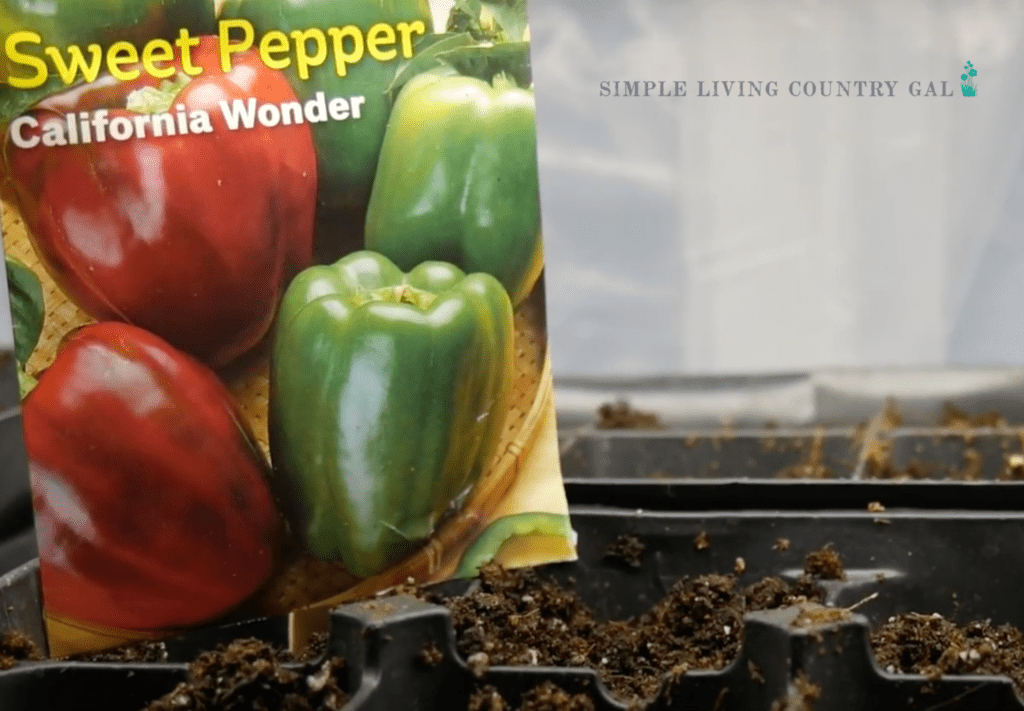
[5,377,1024,709]
[4,491,1024,710]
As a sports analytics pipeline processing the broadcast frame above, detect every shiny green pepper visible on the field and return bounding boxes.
[364,66,543,306]
[270,250,514,578]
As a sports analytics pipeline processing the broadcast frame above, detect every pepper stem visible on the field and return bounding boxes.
[356,284,438,311]
[17,369,37,401]
[491,71,518,92]
[125,72,192,114]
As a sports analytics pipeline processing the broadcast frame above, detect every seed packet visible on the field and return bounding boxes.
[0,0,574,656]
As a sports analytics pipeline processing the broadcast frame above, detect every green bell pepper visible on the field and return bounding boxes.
[270,250,514,578]
[219,0,433,232]
[364,66,543,306]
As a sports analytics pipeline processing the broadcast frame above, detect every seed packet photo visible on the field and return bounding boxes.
[0,0,574,657]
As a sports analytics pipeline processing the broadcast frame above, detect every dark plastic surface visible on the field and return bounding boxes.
[3,496,1024,710]
[0,407,31,540]
[0,528,36,580]
[0,355,30,540]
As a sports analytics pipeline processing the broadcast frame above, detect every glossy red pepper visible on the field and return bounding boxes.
[23,322,281,632]
[3,36,317,368]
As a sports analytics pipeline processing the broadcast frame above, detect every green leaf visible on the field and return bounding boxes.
[0,75,68,128]
[447,0,529,42]
[5,256,44,367]
[386,32,477,102]
[436,42,532,88]
[481,0,530,42]
[447,0,490,39]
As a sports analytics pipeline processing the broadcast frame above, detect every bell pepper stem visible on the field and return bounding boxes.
[18,369,38,400]
[125,73,193,114]
[350,285,438,310]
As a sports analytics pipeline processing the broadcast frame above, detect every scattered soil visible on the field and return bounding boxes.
[775,427,835,480]
[869,434,1024,481]
[865,447,992,481]
[871,613,1024,695]
[419,642,443,667]
[142,638,348,711]
[595,402,662,430]
[439,558,826,706]
[863,448,936,480]
[802,544,845,581]
[769,670,821,711]
[285,631,330,664]
[61,631,327,666]
[593,398,1024,480]
[942,404,1008,429]
[0,630,41,670]
[878,400,905,431]
[693,531,711,551]
[519,682,596,711]
[70,640,168,663]
[468,685,511,711]
[826,402,1022,480]
[604,534,645,569]
[1004,453,1024,480]
[468,682,595,711]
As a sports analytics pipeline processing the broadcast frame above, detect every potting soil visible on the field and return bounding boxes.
[595,402,663,430]
[469,681,596,711]
[871,612,1024,695]
[71,641,169,663]
[0,630,40,670]
[141,638,348,711]
[437,559,824,705]
[602,533,646,569]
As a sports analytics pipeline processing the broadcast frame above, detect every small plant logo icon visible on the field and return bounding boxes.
[961,61,977,96]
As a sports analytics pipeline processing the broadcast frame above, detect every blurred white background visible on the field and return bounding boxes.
[527,0,1024,377]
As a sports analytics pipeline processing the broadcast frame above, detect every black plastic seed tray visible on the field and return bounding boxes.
[559,427,861,480]
[869,429,1024,480]
[0,527,35,577]
[552,369,1024,431]
[0,386,32,540]
[5,485,1024,710]
[559,423,1024,483]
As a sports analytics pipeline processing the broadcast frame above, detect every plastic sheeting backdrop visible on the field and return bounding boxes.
[530,0,1024,377]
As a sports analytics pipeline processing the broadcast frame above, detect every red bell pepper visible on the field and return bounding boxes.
[4,36,317,368]
[24,322,282,632]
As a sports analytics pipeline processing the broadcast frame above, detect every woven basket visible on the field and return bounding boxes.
[1,200,554,648]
